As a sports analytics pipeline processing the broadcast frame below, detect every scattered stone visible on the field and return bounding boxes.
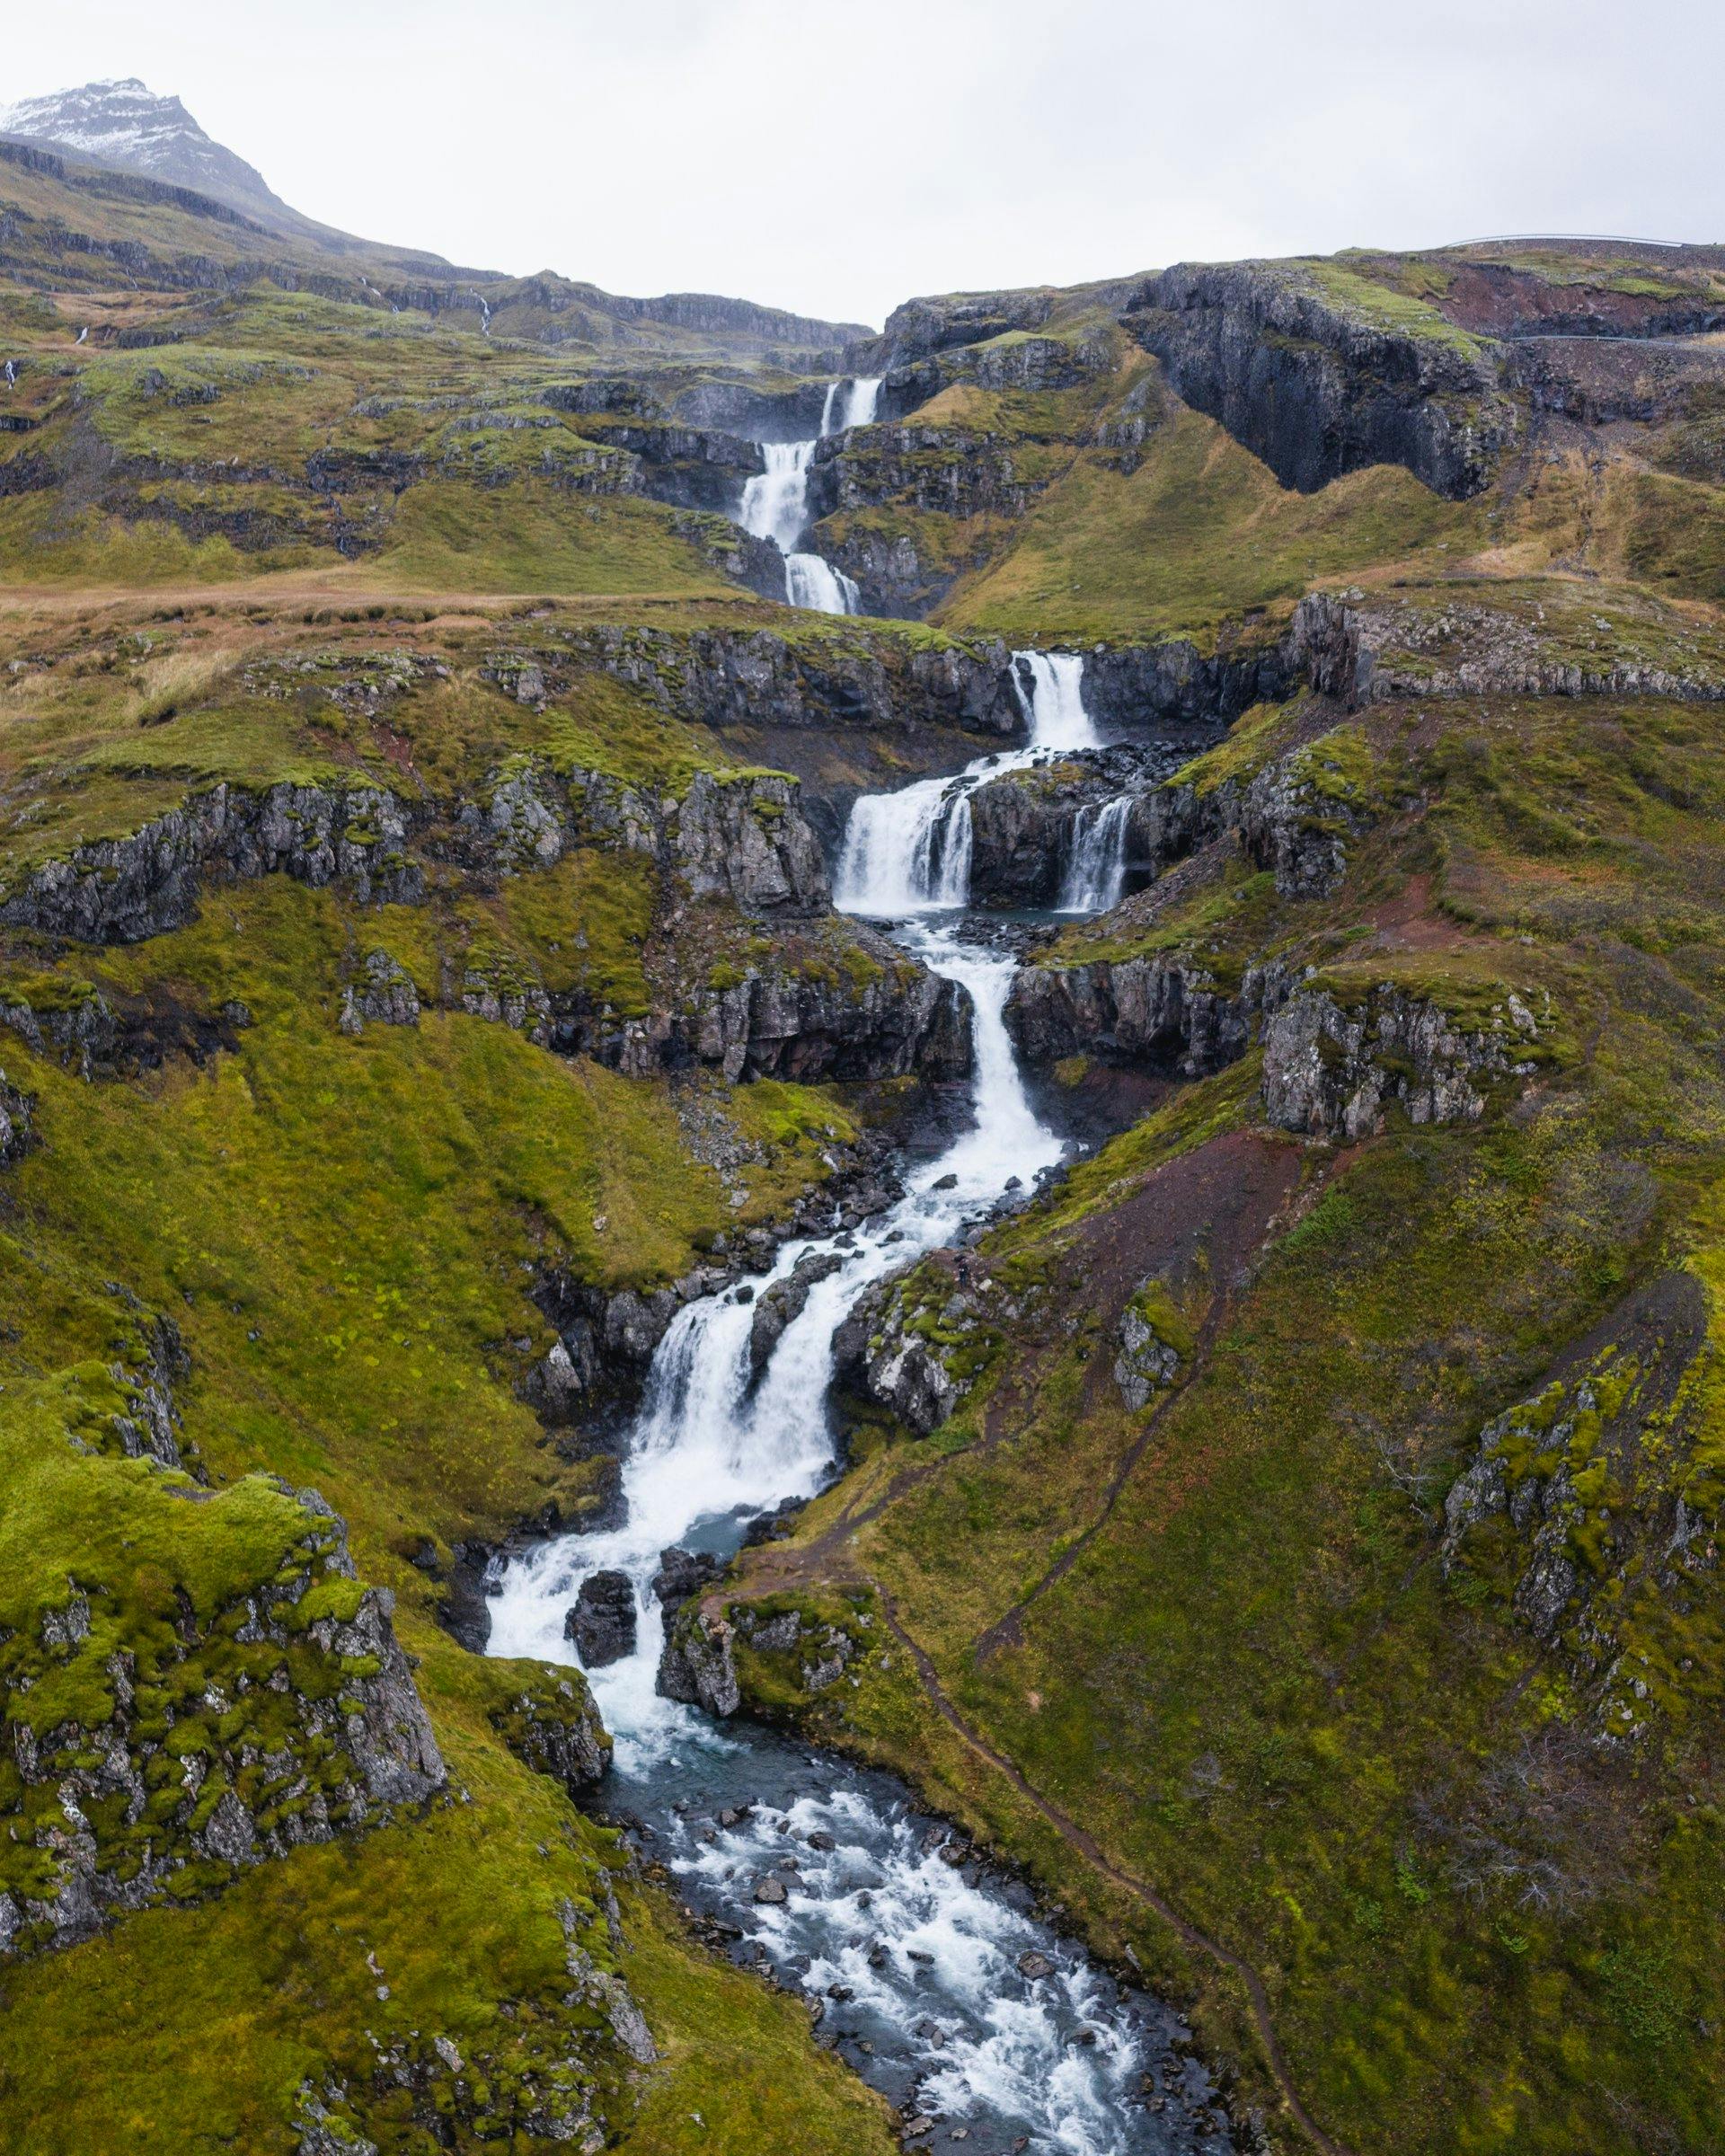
[754,1876,788,1905]
[1017,1949,1055,1980]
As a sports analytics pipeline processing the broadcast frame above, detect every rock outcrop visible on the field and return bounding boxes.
[672,770,829,914]
[965,750,1146,909]
[1082,635,1295,738]
[339,950,420,1033]
[0,731,844,956]
[1261,984,1547,1139]
[1291,591,1725,707]
[564,1572,637,1667]
[0,780,420,944]
[833,1263,996,1436]
[748,1250,845,1374]
[1126,262,1517,499]
[0,1069,33,1163]
[566,623,1024,745]
[651,1546,726,1609]
[602,928,973,1087]
[658,1608,741,1717]
[1437,1272,1713,1742]
[0,1490,444,1960]
[1006,954,1273,1075]
[488,1668,610,1796]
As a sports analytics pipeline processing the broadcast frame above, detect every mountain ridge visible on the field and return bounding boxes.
[0,76,873,357]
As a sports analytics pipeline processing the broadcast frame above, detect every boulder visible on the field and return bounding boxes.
[749,1251,845,1374]
[650,1546,725,1608]
[564,1572,637,1667]
[658,1610,741,1717]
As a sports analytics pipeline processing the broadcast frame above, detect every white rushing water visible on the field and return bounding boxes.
[836,649,1101,915]
[737,376,882,616]
[1057,794,1134,914]
[485,648,1224,2152]
[491,652,1095,1726]
[488,917,1057,1750]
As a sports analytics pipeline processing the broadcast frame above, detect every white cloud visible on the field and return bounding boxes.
[4,0,1720,327]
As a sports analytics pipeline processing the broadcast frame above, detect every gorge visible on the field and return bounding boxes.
[2,71,1723,2156]
[485,658,1234,2153]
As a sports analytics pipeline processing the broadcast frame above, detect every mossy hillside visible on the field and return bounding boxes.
[745,1104,1725,2154]
[936,390,1491,645]
[0,282,775,597]
[0,1633,896,2156]
[0,612,764,886]
[0,868,892,2140]
[722,683,1725,2154]
[1291,259,1494,362]
[0,879,860,1597]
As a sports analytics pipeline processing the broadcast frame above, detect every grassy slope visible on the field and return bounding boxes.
[0,389,907,2149]
[723,685,1725,2155]
[6,224,1725,2153]
[936,397,1488,645]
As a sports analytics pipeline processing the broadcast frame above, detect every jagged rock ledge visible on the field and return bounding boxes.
[0,1487,445,1961]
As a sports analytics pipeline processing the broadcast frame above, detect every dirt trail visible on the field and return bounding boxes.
[736,1128,1353,2151]
[877,1589,1358,2156]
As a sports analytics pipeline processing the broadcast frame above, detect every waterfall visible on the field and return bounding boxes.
[786,553,862,614]
[1057,794,1134,914]
[740,439,819,555]
[736,376,882,616]
[836,649,1098,914]
[485,717,1229,2152]
[1013,649,1099,751]
[834,773,975,914]
[487,918,1060,1750]
[833,375,882,430]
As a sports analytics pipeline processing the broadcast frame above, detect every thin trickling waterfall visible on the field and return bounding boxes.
[738,376,881,615]
[1057,794,1134,914]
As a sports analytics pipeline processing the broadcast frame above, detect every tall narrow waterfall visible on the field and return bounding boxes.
[738,376,881,615]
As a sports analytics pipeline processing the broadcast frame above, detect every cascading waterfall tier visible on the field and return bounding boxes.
[836,649,1101,914]
[738,376,881,616]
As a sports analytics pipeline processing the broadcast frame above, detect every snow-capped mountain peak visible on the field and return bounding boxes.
[0,76,289,221]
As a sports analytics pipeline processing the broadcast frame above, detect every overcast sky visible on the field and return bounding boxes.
[6,0,1722,328]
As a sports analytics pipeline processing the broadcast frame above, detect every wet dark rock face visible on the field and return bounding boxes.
[651,1546,726,1609]
[1006,955,1277,1078]
[567,622,1024,745]
[565,1572,638,1667]
[964,746,1176,909]
[1125,262,1519,499]
[1082,634,1293,739]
